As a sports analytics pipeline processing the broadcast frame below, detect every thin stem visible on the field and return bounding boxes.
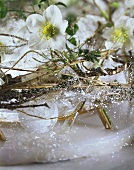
[17,100,86,121]
[8,9,35,14]
[0,43,27,48]
[2,50,41,76]
[0,34,28,42]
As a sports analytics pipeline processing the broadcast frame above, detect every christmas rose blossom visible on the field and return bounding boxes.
[102,16,134,51]
[26,5,68,50]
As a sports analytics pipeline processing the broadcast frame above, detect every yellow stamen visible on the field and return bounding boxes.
[110,28,128,43]
[39,22,58,40]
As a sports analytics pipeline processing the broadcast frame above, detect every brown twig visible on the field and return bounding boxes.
[0,130,6,141]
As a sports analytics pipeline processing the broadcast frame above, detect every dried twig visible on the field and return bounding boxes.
[0,130,6,141]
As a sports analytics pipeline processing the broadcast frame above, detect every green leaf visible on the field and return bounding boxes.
[0,0,8,18]
[83,49,89,55]
[82,50,101,63]
[66,24,79,36]
[105,22,113,28]
[66,13,77,25]
[90,50,101,57]
[40,0,48,3]
[73,24,79,34]
[66,27,74,36]
[18,10,27,20]
[61,74,73,80]
[31,0,40,5]
[55,2,67,8]
[38,4,41,8]
[39,0,49,6]
[68,37,77,46]
[85,79,90,85]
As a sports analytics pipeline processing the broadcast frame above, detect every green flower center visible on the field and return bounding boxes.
[39,22,58,40]
[110,28,128,43]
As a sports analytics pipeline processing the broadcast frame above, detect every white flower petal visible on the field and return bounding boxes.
[48,35,66,50]
[102,28,113,40]
[129,37,134,48]
[124,37,134,51]
[58,20,68,35]
[105,41,122,50]
[126,18,134,35]
[28,34,41,48]
[43,5,62,25]
[28,34,48,50]
[38,40,49,50]
[114,16,128,28]
[112,7,125,22]
[55,36,66,50]
[26,14,45,33]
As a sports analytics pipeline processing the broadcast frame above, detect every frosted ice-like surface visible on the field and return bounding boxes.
[18,101,58,133]
[0,110,19,122]
[0,97,133,165]
[100,71,127,84]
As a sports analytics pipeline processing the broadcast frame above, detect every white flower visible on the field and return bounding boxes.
[102,16,134,51]
[26,5,68,50]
